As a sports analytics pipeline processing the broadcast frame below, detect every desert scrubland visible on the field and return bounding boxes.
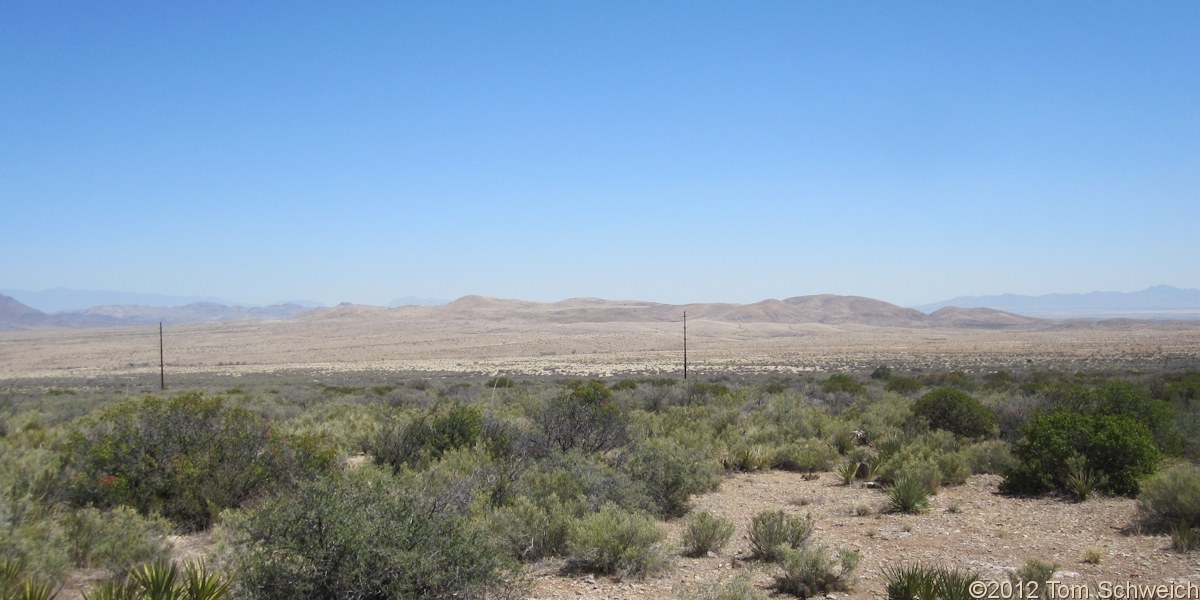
[2,302,1200,600]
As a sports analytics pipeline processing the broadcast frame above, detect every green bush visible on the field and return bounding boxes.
[774,544,860,598]
[961,440,1015,475]
[682,574,769,600]
[882,563,978,600]
[516,450,653,515]
[67,506,172,572]
[771,439,837,473]
[490,495,574,562]
[912,388,997,439]
[537,380,630,454]
[1138,463,1200,530]
[887,477,931,514]
[567,502,669,578]
[1045,381,1181,455]
[749,510,814,562]
[619,438,721,518]
[682,511,735,557]
[1001,410,1160,497]
[232,466,518,600]
[369,402,484,470]
[885,377,923,395]
[1010,559,1057,599]
[64,394,335,531]
[821,374,865,396]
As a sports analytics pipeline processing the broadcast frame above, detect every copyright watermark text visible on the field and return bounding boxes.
[969,580,1200,600]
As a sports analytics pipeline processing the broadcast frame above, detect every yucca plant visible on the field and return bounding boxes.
[182,561,231,600]
[130,561,179,600]
[1,560,57,600]
[1065,456,1105,502]
[82,579,142,600]
[882,563,978,600]
[83,560,232,600]
[836,460,860,486]
[887,477,931,514]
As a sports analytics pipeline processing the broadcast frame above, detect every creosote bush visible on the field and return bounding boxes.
[749,510,814,562]
[1138,463,1200,530]
[567,502,669,579]
[619,438,721,518]
[65,394,335,531]
[682,511,735,557]
[538,380,630,454]
[232,466,518,600]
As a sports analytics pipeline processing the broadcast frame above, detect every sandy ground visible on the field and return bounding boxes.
[3,313,1200,380]
[529,472,1200,600]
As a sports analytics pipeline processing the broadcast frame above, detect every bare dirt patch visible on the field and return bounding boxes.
[530,472,1200,600]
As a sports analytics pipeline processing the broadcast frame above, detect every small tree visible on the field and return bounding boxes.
[912,388,997,439]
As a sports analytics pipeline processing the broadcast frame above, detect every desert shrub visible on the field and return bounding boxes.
[369,402,484,471]
[682,511,735,557]
[920,371,973,391]
[885,377,923,395]
[887,477,931,514]
[682,574,769,600]
[67,506,172,572]
[882,563,978,600]
[774,544,860,598]
[687,382,732,404]
[725,443,770,472]
[1081,548,1103,564]
[567,502,669,578]
[537,380,630,454]
[961,440,1016,474]
[1001,410,1160,497]
[232,466,518,600]
[487,376,515,389]
[64,394,336,531]
[1044,381,1181,455]
[1171,522,1200,552]
[490,495,574,562]
[877,432,967,490]
[748,510,814,562]
[771,439,837,473]
[821,374,865,396]
[912,388,997,439]
[1138,463,1200,530]
[618,438,721,518]
[1010,559,1057,598]
[871,366,894,380]
[516,450,653,515]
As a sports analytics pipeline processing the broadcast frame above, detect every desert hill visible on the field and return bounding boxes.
[0,294,47,329]
[345,294,1040,329]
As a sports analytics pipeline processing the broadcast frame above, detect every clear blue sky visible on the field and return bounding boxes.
[3,2,1197,307]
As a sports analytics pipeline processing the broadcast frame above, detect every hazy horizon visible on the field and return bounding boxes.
[4,3,1197,308]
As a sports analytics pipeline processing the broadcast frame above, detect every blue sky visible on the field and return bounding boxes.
[3,2,1197,307]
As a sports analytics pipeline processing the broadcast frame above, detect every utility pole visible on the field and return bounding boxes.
[683,311,688,381]
[159,322,165,390]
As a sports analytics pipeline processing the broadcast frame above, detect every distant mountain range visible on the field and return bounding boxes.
[917,285,1200,319]
[0,294,313,329]
[4,285,1198,331]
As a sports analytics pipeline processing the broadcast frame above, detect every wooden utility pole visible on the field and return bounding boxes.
[159,322,165,390]
[683,311,688,381]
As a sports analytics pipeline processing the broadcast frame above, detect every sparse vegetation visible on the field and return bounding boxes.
[882,563,979,600]
[682,510,735,557]
[749,510,814,562]
[2,366,1199,595]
